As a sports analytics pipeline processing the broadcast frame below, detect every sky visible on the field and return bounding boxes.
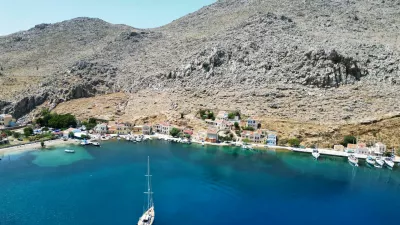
[0,0,216,35]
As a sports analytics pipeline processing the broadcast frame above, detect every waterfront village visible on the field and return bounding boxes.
[1,111,399,167]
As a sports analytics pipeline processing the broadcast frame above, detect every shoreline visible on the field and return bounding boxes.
[0,139,78,156]
[1,134,399,164]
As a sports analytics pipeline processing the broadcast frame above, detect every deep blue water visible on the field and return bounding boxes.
[1,141,399,225]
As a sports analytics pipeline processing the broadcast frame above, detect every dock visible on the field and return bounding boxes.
[289,147,400,163]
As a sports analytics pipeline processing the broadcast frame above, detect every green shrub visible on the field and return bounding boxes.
[384,151,392,157]
[342,135,356,147]
[234,122,239,130]
[12,132,21,139]
[3,130,12,136]
[82,118,97,130]
[278,138,288,146]
[170,128,181,137]
[288,138,301,147]
[243,138,251,143]
[48,113,77,129]
[243,126,255,131]
[23,127,34,137]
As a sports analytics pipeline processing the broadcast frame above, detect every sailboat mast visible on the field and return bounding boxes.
[147,156,150,210]
[144,156,153,210]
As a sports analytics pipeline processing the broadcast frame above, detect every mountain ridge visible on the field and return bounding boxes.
[0,0,399,144]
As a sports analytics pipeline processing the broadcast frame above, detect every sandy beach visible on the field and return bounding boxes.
[0,139,79,156]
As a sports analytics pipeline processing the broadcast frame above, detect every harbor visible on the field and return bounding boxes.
[1,140,400,225]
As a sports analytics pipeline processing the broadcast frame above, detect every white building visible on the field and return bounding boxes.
[153,122,173,135]
[247,117,261,129]
[94,123,108,134]
[369,142,387,155]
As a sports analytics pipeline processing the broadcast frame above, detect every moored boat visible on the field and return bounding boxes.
[348,154,359,167]
[137,157,155,225]
[366,155,376,167]
[64,149,75,153]
[312,149,320,160]
[91,142,100,147]
[375,156,384,167]
[384,157,395,169]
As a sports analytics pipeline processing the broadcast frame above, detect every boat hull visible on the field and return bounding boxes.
[138,207,155,225]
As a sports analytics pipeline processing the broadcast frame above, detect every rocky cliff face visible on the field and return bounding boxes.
[0,0,399,124]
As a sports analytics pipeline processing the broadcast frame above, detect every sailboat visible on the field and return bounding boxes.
[138,156,155,225]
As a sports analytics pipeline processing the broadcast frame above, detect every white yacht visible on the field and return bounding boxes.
[366,155,376,167]
[384,157,395,169]
[64,149,75,153]
[312,149,320,160]
[138,157,155,225]
[375,156,384,167]
[348,154,359,167]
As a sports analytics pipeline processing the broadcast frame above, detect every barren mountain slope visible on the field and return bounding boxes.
[1,0,400,143]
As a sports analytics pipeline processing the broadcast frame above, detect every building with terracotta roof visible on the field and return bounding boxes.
[206,129,219,143]
[108,122,130,135]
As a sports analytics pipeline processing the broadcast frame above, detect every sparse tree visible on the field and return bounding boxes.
[342,135,356,147]
[12,132,21,139]
[23,127,34,137]
[170,128,181,137]
[234,122,239,130]
[288,138,301,147]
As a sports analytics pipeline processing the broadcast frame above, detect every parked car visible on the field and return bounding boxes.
[17,138,23,141]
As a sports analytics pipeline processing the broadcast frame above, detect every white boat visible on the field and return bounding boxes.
[348,154,359,167]
[366,155,376,167]
[138,157,155,225]
[91,142,100,147]
[312,149,320,159]
[375,156,385,167]
[384,157,395,169]
[80,139,90,145]
[64,149,75,153]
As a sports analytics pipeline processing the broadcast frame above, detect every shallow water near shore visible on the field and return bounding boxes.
[0,140,399,225]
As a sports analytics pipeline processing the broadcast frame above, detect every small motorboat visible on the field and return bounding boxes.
[312,149,320,160]
[91,142,100,147]
[384,157,395,169]
[242,144,253,150]
[64,149,75,153]
[375,156,385,167]
[348,154,359,167]
[366,155,376,167]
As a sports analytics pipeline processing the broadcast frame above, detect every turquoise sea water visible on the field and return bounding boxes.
[0,141,399,225]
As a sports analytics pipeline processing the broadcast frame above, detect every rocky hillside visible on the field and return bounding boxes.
[0,0,400,130]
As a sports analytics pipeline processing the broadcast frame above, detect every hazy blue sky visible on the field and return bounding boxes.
[0,0,216,35]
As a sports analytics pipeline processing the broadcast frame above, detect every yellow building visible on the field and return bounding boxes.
[108,122,130,135]
[0,114,13,127]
